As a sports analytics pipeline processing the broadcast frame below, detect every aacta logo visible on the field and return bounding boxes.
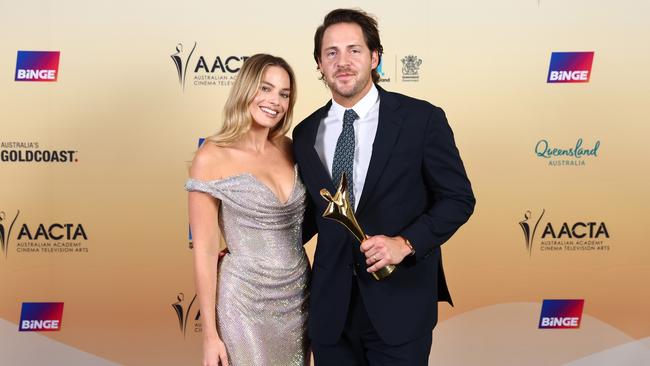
[19,302,64,331]
[172,293,201,337]
[15,51,60,82]
[17,223,87,241]
[0,210,20,259]
[541,221,609,239]
[171,42,197,90]
[518,209,545,257]
[171,42,249,89]
[547,52,594,83]
[539,299,584,329]
[1,208,90,258]
[519,209,610,255]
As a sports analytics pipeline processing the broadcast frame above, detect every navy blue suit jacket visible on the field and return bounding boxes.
[292,86,475,346]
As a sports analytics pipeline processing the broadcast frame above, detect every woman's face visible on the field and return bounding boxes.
[248,65,291,129]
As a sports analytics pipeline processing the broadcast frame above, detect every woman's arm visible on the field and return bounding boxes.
[188,150,229,366]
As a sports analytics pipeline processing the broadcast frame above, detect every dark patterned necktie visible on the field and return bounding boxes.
[331,109,358,208]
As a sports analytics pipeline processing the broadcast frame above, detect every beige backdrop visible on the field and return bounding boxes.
[1,0,649,365]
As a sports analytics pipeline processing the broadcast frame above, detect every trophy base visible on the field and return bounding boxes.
[371,264,396,281]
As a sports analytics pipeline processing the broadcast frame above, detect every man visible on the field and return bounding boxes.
[292,8,475,365]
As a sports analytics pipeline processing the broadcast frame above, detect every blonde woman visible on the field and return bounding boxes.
[186,54,309,366]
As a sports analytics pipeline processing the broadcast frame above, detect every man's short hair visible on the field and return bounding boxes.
[313,8,384,83]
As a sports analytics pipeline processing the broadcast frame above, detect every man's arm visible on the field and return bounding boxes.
[302,195,318,244]
[362,105,475,272]
[400,106,475,261]
[293,125,319,244]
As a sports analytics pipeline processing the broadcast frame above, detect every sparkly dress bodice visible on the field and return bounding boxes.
[185,166,310,366]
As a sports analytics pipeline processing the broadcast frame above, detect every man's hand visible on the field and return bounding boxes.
[360,235,412,273]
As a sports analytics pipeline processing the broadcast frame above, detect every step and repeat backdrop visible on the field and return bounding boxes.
[1,0,649,365]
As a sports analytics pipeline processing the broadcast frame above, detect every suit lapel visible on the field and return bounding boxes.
[356,87,403,216]
[295,101,336,196]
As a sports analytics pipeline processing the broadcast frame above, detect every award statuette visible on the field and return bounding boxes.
[320,173,396,280]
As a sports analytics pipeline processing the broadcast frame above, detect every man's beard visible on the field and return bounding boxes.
[328,71,368,98]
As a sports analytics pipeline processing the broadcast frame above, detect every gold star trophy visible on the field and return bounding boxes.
[320,173,396,280]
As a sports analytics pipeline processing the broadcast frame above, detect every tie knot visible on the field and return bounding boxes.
[343,109,358,125]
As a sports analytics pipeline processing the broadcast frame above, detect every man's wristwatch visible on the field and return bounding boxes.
[403,237,415,256]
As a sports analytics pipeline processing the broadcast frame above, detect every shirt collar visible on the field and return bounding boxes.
[329,83,379,122]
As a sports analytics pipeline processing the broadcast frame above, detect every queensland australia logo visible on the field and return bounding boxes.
[534,138,600,167]
[15,51,60,82]
[401,55,422,82]
[547,52,594,83]
[518,209,610,256]
[539,299,584,329]
[172,293,201,337]
[0,208,89,259]
[171,42,248,90]
[1,141,78,163]
[19,302,64,331]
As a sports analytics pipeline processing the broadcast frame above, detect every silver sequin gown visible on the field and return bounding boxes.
[185,166,310,366]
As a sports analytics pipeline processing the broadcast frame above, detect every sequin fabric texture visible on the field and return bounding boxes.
[185,165,310,366]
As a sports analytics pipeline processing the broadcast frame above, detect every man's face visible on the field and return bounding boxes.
[318,22,378,106]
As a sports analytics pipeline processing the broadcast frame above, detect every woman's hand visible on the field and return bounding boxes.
[203,337,229,366]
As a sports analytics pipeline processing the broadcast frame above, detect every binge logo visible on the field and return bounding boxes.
[547,52,594,83]
[15,51,61,82]
[19,302,64,331]
[539,299,584,329]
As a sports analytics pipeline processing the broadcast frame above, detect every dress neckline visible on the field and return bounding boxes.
[190,164,299,206]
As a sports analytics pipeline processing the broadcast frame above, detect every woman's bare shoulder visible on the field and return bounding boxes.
[190,142,234,181]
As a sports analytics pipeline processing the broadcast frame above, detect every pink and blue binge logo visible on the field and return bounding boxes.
[19,302,64,331]
[547,52,594,83]
[538,299,584,329]
[15,51,61,82]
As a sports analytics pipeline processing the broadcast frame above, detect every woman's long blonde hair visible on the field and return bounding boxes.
[206,54,297,146]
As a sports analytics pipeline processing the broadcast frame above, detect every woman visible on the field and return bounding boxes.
[186,54,309,366]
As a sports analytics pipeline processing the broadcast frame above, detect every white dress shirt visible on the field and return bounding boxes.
[314,84,380,211]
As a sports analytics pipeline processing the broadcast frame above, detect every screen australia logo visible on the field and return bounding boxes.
[171,42,249,90]
[518,209,610,256]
